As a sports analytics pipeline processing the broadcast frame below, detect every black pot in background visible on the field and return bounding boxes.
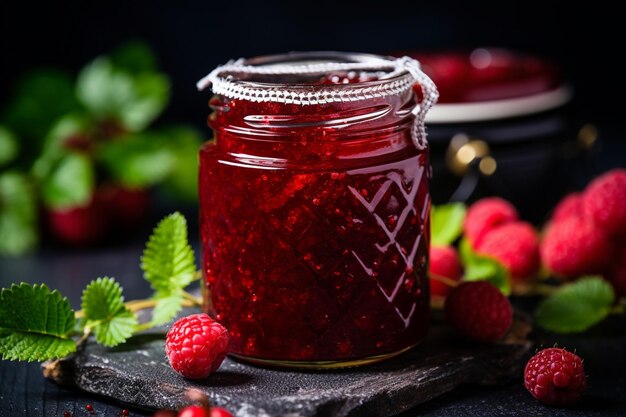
[410,48,598,223]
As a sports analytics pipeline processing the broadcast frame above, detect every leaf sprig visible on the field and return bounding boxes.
[0,212,202,362]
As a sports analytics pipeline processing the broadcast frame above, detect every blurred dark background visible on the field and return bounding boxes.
[1,0,623,131]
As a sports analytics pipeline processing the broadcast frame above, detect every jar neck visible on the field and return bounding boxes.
[208,88,419,165]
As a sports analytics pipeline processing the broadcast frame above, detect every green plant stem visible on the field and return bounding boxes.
[429,272,458,288]
[512,282,559,297]
[181,290,202,306]
[75,296,199,319]
[75,328,91,348]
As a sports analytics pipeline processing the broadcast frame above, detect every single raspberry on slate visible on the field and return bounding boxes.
[464,197,519,248]
[166,313,230,379]
[582,169,626,237]
[476,222,540,282]
[551,193,583,222]
[606,241,626,297]
[429,245,462,297]
[524,348,587,406]
[541,217,614,279]
[444,281,513,342]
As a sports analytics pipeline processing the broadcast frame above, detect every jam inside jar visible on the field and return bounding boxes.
[198,52,438,368]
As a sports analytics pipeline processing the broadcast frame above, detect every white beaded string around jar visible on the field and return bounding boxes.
[197,55,438,150]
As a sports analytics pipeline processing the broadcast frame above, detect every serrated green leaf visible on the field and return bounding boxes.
[0,283,75,361]
[81,277,138,347]
[459,238,511,295]
[0,126,18,167]
[431,203,466,246]
[40,152,95,209]
[81,277,126,320]
[535,277,614,334]
[141,213,196,293]
[0,172,38,256]
[76,57,170,131]
[1,69,81,142]
[91,310,137,347]
[151,292,184,326]
[98,132,176,188]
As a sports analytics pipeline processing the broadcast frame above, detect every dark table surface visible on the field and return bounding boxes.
[1,129,625,417]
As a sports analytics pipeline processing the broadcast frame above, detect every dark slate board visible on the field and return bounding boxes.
[43,313,531,417]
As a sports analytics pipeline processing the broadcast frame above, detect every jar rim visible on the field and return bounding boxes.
[197,51,418,105]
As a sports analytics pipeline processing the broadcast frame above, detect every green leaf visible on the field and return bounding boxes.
[1,69,81,142]
[151,292,184,326]
[431,203,466,246]
[32,114,93,183]
[76,57,170,131]
[98,132,176,188]
[40,152,95,209]
[159,126,203,202]
[0,283,75,361]
[459,238,511,295]
[0,172,38,256]
[81,277,137,347]
[535,277,614,334]
[110,41,157,75]
[141,212,196,294]
[0,126,18,167]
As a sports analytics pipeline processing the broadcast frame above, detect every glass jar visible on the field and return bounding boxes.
[198,52,438,368]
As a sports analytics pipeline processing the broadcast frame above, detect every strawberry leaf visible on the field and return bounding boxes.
[141,212,196,294]
[81,277,137,347]
[0,172,38,256]
[0,126,18,167]
[0,283,76,361]
[76,57,169,132]
[150,292,184,326]
[535,277,614,333]
[39,152,95,210]
[459,238,511,295]
[431,203,466,246]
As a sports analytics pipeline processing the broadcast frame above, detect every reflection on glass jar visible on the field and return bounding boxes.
[197,52,437,368]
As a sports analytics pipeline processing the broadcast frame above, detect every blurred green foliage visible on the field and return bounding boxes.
[0,42,204,256]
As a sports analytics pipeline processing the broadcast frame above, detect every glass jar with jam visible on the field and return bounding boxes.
[197,52,438,368]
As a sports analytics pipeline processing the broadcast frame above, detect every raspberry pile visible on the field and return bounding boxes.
[524,348,587,406]
[165,313,230,380]
[463,197,541,283]
[542,169,626,295]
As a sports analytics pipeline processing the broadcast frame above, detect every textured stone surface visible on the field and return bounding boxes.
[44,313,531,417]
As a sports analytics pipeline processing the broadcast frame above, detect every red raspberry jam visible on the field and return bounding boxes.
[199,53,434,367]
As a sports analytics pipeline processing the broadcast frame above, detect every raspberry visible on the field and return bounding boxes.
[464,197,518,248]
[541,217,614,279]
[178,406,207,417]
[524,348,587,406]
[551,193,583,222]
[209,408,234,417]
[606,241,626,297]
[475,222,540,282]
[176,406,233,417]
[583,169,626,237]
[166,314,230,379]
[429,245,462,297]
[444,281,513,342]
